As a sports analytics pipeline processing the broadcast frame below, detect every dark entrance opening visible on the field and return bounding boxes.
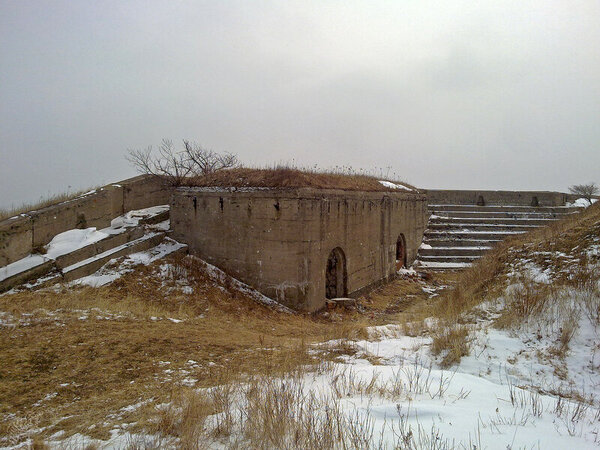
[476,195,485,206]
[531,196,539,207]
[326,247,347,299]
[396,234,407,271]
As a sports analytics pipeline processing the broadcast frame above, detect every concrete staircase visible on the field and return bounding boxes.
[0,206,186,292]
[416,204,581,270]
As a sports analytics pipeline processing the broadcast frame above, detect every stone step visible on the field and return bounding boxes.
[419,247,490,257]
[139,209,170,225]
[423,238,502,248]
[424,230,526,240]
[417,202,583,271]
[429,216,557,226]
[428,205,581,214]
[429,210,576,219]
[418,255,480,264]
[416,261,473,271]
[62,232,166,282]
[0,258,56,293]
[54,228,145,270]
[427,223,538,232]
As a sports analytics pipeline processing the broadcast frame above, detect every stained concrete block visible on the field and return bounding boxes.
[0,216,33,267]
[30,189,116,248]
[171,188,429,312]
[122,175,173,211]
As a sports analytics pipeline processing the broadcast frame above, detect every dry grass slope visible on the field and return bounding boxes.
[183,167,417,192]
[0,253,438,446]
[429,202,600,365]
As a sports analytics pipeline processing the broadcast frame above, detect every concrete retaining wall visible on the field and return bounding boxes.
[171,188,428,311]
[425,189,570,207]
[0,175,172,267]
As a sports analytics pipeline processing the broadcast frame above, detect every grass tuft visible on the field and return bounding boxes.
[0,188,95,222]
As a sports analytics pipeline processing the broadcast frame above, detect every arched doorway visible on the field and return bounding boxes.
[396,234,407,271]
[476,195,485,206]
[531,196,539,207]
[326,247,347,299]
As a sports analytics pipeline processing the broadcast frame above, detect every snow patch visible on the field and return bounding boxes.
[378,180,412,191]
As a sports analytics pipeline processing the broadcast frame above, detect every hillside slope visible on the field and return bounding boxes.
[1,204,598,448]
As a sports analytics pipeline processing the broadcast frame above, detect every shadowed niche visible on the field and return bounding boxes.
[326,247,347,299]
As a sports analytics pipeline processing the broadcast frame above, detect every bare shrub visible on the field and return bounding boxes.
[182,140,238,176]
[569,183,599,205]
[126,139,238,186]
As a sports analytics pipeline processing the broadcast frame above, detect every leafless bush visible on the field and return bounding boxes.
[182,140,238,176]
[127,139,238,186]
[569,183,599,205]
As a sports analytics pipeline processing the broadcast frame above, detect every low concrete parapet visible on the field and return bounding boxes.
[425,189,570,207]
[0,175,173,267]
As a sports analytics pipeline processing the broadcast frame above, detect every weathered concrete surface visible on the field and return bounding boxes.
[30,186,120,248]
[426,190,571,207]
[0,260,56,292]
[0,175,173,267]
[122,175,172,212]
[171,187,428,312]
[0,216,33,267]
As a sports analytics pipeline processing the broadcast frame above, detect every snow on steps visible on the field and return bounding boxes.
[61,232,167,282]
[0,206,175,291]
[416,204,583,271]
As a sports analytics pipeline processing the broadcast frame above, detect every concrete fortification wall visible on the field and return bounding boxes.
[0,175,172,266]
[425,189,572,207]
[171,187,428,311]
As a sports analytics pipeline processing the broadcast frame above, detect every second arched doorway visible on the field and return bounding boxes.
[396,234,407,271]
[325,247,347,299]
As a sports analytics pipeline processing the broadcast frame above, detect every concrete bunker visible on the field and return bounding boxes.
[171,185,428,311]
[326,247,347,299]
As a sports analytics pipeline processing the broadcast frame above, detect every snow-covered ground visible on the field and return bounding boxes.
[39,268,600,449]
[43,312,600,449]
[4,202,598,449]
[567,198,598,208]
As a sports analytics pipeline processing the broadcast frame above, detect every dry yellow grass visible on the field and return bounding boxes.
[433,202,600,321]
[427,202,600,366]
[183,166,417,192]
[0,254,442,446]
[430,325,470,368]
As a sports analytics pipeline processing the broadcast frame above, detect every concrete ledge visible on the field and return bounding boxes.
[54,229,144,270]
[62,232,166,282]
[0,260,56,292]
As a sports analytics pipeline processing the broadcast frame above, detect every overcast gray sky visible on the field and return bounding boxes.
[1,1,598,208]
